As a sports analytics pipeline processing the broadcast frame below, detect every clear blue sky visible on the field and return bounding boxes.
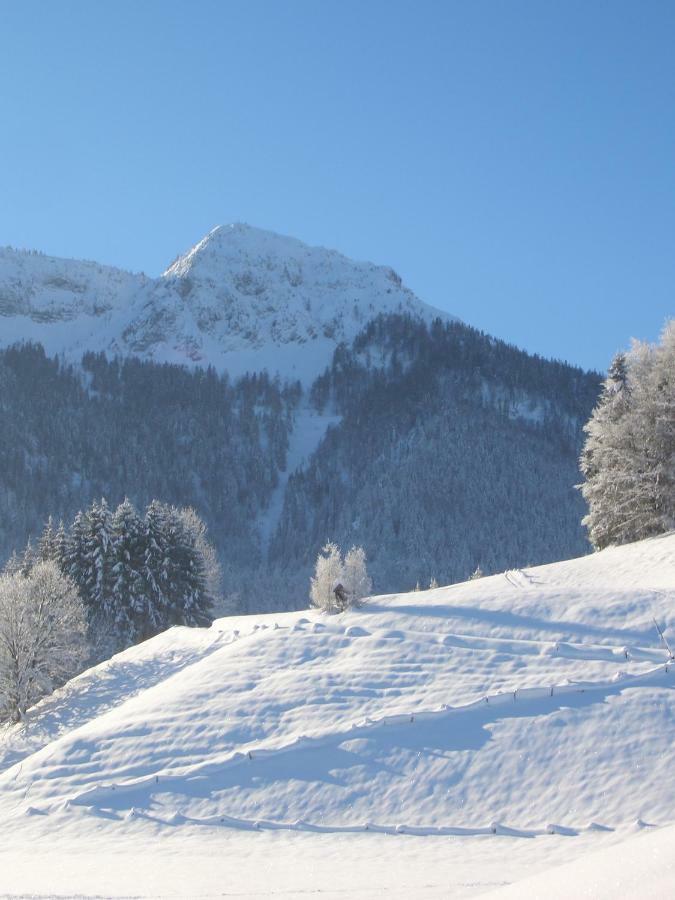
[1,0,673,372]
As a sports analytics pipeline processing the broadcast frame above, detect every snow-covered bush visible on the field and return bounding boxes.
[469,566,484,580]
[0,562,88,723]
[309,542,371,613]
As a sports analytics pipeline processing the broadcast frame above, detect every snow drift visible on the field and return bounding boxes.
[1,532,673,844]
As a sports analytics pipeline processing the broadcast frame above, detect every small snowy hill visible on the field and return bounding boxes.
[0,225,448,380]
[0,534,673,896]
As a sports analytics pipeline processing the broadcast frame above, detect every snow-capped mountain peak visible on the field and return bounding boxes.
[162,222,310,279]
[0,226,450,380]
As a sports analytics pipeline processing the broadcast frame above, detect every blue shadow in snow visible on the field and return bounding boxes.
[73,671,674,815]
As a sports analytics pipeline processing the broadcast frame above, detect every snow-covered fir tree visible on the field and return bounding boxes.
[66,509,93,603]
[177,506,222,604]
[12,498,218,655]
[110,499,147,649]
[37,516,58,563]
[580,320,675,548]
[161,505,212,628]
[142,500,171,640]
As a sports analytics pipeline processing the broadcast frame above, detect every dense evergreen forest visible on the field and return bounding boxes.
[0,343,300,606]
[271,316,602,593]
[0,317,602,613]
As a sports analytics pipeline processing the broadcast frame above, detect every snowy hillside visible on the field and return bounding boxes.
[0,533,673,897]
[0,225,448,380]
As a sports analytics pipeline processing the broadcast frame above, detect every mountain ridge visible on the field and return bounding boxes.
[0,225,452,381]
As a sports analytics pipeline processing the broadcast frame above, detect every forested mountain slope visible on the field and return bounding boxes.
[0,343,300,590]
[271,316,601,593]
[0,314,600,611]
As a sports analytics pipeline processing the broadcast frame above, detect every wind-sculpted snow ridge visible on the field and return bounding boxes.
[0,225,451,380]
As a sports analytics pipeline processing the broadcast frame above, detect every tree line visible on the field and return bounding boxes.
[4,498,218,664]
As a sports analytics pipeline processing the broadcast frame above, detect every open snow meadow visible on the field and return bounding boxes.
[0,533,672,897]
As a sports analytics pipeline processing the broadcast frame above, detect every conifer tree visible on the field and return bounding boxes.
[141,500,170,639]
[171,507,213,627]
[37,516,58,563]
[53,520,69,572]
[580,321,675,547]
[110,499,147,647]
[84,498,115,622]
[66,508,93,602]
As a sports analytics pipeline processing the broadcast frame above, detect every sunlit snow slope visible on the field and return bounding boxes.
[0,225,449,381]
[483,818,675,900]
[0,534,673,838]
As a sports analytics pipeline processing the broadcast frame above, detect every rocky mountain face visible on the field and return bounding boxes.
[0,225,448,381]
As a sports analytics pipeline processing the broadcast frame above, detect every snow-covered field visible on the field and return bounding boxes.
[0,533,673,897]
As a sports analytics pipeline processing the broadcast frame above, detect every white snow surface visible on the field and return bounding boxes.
[257,405,342,551]
[0,533,674,897]
[0,225,450,381]
[482,818,675,899]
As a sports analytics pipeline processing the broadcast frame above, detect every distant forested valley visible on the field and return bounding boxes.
[0,315,601,613]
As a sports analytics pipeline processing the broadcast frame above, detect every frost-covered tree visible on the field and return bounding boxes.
[161,505,213,628]
[140,500,170,639]
[133,502,215,637]
[37,516,58,563]
[309,542,344,613]
[648,321,675,527]
[177,506,222,604]
[2,551,21,577]
[580,321,675,548]
[0,562,88,722]
[65,499,116,655]
[34,517,70,573]
[343,546,372,606]
[110,499,147,649]
[580,349,647,547]
[85,498,115,617]
[66,509,93,602]
[310,543,371,612]
[469,565,484,580]
[2,493,218,656]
